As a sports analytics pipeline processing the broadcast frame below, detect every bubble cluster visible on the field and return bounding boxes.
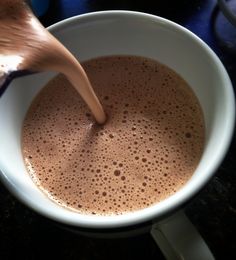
[22,56,205,215]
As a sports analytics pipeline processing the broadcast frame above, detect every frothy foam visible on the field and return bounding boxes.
[22,56,205,215]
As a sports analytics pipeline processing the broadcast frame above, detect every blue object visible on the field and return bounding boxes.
[30,0,49,17]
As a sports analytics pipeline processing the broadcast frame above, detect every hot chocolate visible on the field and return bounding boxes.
[22,55,205,215]
[0,0,106,123]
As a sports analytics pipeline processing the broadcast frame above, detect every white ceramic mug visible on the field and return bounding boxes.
[0,11,234,259]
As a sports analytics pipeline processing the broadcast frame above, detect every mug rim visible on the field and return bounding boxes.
[0,10,235,228]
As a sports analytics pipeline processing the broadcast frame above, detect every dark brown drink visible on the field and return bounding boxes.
[22,56,205,215]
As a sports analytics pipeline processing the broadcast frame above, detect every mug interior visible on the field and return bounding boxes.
[0,11,234,228]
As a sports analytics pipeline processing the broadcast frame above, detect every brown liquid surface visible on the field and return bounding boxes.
[22,56,205,215]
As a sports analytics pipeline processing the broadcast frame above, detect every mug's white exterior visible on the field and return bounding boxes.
[0,11,234,228]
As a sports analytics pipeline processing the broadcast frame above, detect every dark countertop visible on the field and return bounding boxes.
[1,0,235,259]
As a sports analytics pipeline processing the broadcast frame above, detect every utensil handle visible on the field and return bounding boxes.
[151,210,215,260]
[0,70,34,97]
[0,71,10,96]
